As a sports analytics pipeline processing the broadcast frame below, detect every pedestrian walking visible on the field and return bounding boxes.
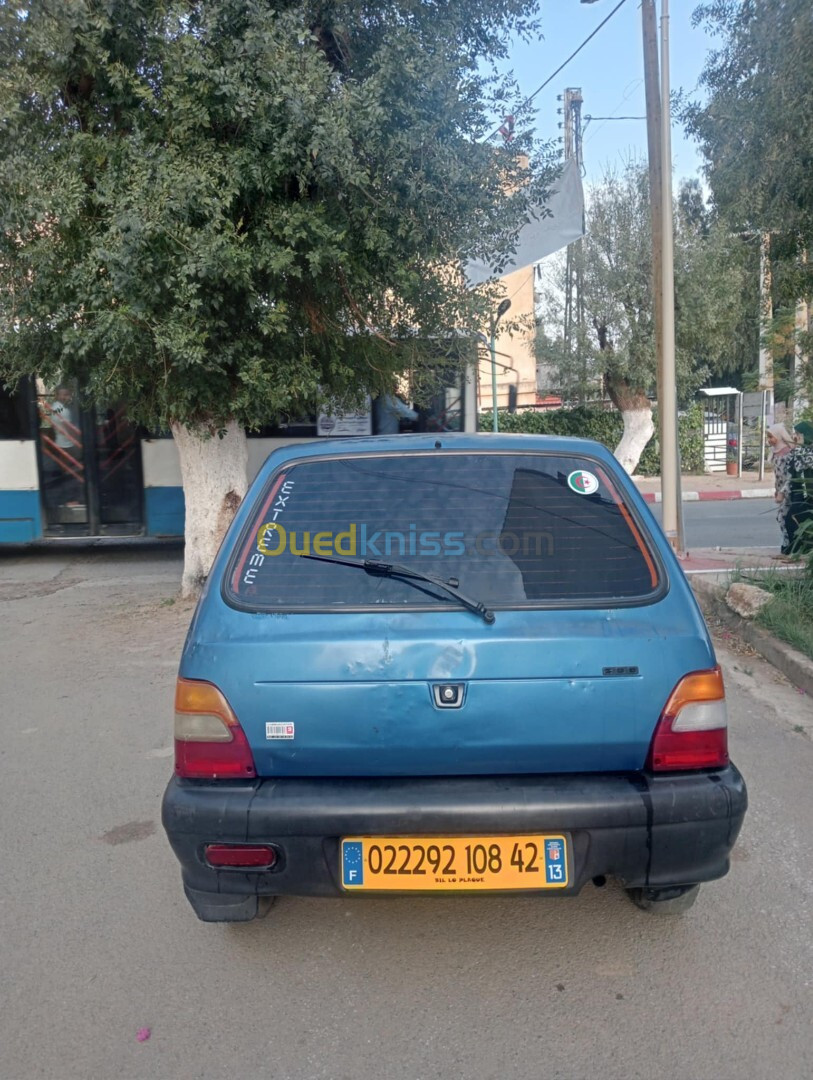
[767,423,799,555]
[794,420,813,447]
[787,420,813,553]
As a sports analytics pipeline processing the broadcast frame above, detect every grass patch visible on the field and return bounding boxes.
[737,567,813,661]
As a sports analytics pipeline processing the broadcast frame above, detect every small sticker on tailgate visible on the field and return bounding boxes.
[266,722,295,740]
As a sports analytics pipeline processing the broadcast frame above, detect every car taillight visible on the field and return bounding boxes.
[647,666,729,772]
[174,678,256,780]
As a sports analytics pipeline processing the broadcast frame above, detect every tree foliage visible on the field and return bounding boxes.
[536,163,757,405]
[0,0,552,430]
[685,0,813,307]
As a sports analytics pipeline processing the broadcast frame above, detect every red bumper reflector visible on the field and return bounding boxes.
[205,844,277,869]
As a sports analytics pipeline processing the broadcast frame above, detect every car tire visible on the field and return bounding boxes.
[626,884,700,914]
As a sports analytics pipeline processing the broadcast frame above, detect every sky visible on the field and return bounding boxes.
[493,0,719,187]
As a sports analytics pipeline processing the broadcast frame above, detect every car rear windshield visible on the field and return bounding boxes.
[226,451,661,611]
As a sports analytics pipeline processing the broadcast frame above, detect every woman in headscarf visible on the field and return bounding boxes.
[794,420,813,447]
[767,423,799,555]
[787,421,813,553]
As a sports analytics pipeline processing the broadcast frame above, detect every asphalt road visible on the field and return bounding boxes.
[1,547,811,1080]
[649,497,779,549]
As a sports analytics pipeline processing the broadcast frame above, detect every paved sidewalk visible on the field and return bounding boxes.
[674,545,789,576]
[633,470,774,504]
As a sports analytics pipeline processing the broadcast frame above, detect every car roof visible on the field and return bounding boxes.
[256,432,620,476]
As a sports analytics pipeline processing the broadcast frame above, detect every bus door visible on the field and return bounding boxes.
[35,383,144,536]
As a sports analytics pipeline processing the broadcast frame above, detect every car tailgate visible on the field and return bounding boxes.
[181,604,715,777]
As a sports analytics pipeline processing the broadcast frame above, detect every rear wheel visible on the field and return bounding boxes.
[626,884,700,914]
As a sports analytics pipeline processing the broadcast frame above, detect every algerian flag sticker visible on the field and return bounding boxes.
[567,469,599,495]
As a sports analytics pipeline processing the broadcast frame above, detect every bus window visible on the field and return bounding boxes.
[0,379,32,439]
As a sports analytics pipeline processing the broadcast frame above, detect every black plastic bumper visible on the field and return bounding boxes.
[162,767,747,920]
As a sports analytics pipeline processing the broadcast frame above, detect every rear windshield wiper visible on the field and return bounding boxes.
[299,553,496,624]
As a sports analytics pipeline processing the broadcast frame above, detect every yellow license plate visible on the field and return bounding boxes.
[340,834,568,891]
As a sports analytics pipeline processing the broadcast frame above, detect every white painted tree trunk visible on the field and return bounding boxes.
[614,405,655,475]
[171,420,249,599]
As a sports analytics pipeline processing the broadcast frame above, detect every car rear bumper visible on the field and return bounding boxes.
[162,767,747,920]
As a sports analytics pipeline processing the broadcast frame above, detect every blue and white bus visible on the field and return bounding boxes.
[0,372,475,544]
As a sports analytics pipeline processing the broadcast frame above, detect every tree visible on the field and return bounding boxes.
[685,0,813,401]
[686,0,813,260]
[536,164,754,473]
[0,0,551,595]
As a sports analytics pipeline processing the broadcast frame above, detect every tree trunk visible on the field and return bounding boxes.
[171,419,249,599]
[606,378,654,475]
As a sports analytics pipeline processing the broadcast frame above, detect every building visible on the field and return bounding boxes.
[477,263,539,412]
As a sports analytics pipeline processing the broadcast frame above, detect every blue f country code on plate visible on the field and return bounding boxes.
[342,842,364,887]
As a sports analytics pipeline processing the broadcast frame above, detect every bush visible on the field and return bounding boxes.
[736,566,813,663]
[640,404,705,476]
[478,403,705,476]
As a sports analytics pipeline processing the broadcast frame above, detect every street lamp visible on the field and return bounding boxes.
[490,298,512,433]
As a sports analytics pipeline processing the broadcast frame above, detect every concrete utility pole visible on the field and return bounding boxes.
[641,0,663,407]
[561,87,583,167]
[561,88,586,399]
[640,0,682,552]
[658,0,682,551]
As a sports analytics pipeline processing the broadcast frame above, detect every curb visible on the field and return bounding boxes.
[690,576,813,698]
[640,488,773,504]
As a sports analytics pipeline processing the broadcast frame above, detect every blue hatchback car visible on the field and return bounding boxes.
[162,433,747,921]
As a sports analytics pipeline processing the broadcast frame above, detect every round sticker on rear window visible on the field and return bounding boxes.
[567,469,599,495]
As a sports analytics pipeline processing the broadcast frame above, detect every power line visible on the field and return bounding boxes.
[481,0,630,142]
[584,115,645,121]
[583,76,643,144]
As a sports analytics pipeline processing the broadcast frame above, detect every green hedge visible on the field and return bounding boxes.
[478,404,705,476]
